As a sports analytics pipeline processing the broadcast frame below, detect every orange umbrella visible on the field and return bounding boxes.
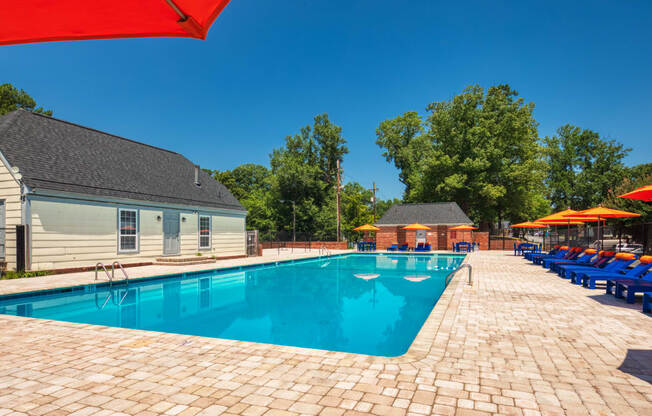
[402,223,431,230]
[510,222,547,228]
[567,207,641,250]
[618,184,652,202]
[353,224,381,231]
[535,210,588,246]
[449,224,477,243]
[449,225,478,230]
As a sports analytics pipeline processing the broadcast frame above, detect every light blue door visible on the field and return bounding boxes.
[163,212,180,255]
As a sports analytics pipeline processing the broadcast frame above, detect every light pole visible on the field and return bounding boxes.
[280,199,296,242]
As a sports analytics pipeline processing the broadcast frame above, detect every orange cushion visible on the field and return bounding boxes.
[602,251,615,257]
[584,249,597,254]
[554,245,560,249]
[639,255,652,264]
[560,246,569,250]
[615,252,636,260]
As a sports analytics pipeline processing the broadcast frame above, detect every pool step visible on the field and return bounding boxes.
[154,256,216,266]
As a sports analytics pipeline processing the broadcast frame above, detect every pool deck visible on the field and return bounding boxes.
[0,251,650,416]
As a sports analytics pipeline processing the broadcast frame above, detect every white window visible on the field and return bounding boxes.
[199,215,211,249]
[119,209,138,252]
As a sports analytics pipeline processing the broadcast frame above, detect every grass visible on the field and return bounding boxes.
[1,270,51,280]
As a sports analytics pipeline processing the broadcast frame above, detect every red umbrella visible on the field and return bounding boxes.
[1,0,231,46]
[618,184,652,202]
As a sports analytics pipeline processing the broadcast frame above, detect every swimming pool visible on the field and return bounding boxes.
[0,253,465,356]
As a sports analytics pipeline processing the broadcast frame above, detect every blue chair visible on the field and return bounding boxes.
[543,247,583,268]
[558,251,613,279]
[527,246,562,262]
[571,253,638,287]
[532,246,569,265]
[594,261,652,292]
[643,292,652,313]
[549,249,596,273]
[387,243,398,251]
[398,243,409,251]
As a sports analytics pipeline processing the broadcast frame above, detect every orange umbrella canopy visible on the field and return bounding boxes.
[353,224,381,231]
[618,184,652,202]
[570,207,641,219]
[535,209,598,224]
[510,221,547,228]
[402,223,432,230]
[449,225,478,230]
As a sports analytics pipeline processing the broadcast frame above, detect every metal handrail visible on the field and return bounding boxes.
[319,244,331,256]
[111,261,129,284]
[95,262,112,282]
[445,263,473,286]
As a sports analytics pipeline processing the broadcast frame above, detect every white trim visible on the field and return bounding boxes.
[0,150,23,185]
[118,208,139,253]
[29,188,248,216]
[198,215,211,250]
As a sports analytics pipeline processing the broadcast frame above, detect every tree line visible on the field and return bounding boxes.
[2,82,649,239]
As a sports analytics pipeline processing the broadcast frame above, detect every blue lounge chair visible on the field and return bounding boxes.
[643,292,652,313]
[398,243,409,251]
[573,253,638,288]
[387,243,398,251]
[558,251,613,279]
[582,256,650,289]
[526,245,560,261]
[414,242,425,251]
[543,247,583,268]
[607,257,652,302]
[549,249,596,273]
[532,246,569,265]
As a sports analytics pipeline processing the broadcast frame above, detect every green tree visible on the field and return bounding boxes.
[376,84,548,226]
[542,125,629,210]
[340,182,374,241]
[603,173,652,223]
[0,83,52,116]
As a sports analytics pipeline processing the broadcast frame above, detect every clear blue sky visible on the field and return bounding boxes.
[2,0,651,200]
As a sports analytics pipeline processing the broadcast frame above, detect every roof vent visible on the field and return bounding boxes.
[194,165,201,187]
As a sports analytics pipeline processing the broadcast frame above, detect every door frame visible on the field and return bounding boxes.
[0,200,5,259]
[162,211,181,256]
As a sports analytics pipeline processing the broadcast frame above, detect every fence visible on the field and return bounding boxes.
[518,222,651,254]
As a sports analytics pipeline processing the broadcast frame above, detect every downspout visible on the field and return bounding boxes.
[20,179,32,271]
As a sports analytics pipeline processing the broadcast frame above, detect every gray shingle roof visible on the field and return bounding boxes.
[0,110,244,211]
[375,202,472,225]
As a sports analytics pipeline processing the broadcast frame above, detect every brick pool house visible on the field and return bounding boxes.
[374,202,482,250]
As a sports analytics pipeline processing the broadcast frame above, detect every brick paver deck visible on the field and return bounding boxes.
[0,251,650,415]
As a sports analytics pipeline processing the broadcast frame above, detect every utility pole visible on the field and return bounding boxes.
[336,159,341,242]
[369,182,379,223]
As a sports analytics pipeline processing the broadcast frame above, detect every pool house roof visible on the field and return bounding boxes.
[0,109,244,211]
[375,202,472,226]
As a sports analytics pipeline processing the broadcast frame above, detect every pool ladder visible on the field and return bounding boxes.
[445,263,473,286]
[95,261,130,308]
[319,244,331,256]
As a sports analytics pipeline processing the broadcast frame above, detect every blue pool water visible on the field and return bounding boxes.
[0,253,464,356]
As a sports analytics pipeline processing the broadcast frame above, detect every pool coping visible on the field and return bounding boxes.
[0,251,470,366]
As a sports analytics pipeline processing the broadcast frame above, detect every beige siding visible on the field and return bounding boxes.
[0,159,22,270]
[179,211,198,255]
[29,198,246,270]
[211,214,245,257]
[30,199,164,271]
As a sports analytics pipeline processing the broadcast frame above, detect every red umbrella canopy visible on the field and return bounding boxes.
[1,0,231,46]
[618,184,652,202]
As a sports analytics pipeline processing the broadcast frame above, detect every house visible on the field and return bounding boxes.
[0,109,247,272]
[375,202,474,250]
